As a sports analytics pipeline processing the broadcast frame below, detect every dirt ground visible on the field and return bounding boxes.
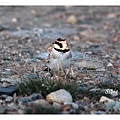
[0,6,120,114]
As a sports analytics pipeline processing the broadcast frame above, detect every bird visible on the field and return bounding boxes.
[45,38,72,75]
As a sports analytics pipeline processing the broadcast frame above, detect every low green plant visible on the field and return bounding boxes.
[17,76,78,99]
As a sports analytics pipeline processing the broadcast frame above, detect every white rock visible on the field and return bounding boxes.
[46,89,73,103]
[99,96,114,103]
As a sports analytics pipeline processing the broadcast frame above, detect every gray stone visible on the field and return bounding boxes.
[46,89,73,103]
[0,85,18,96]
[53,102,62,109]
[28,99,51,108]
[17,93,43,105]
[30,93,43,101]
[18,97,32,105]
[1,94,8,99]
[71,103,79,110]
[5,96,13,103]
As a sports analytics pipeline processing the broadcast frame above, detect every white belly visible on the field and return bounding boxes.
[48,56,71,70]
[47,48,72,71]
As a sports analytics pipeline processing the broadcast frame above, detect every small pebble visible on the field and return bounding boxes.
[5,96,13,103]
[1,94,8,99]
[67,15,77,24]
[12,17,18,23]
[31,9,36,15]
[73,35,80,41]
[107,63,114,70]
[18,97,32,105]
[30,93,43,101]
[52,102,62,109]
[71,103,79,110]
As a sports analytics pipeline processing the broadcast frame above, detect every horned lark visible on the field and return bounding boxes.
[45,38,72,74]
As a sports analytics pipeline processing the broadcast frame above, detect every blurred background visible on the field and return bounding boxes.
[0,6,120,34]
[0,6,120,46]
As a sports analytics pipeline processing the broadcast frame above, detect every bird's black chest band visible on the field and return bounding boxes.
[54,48,70,53]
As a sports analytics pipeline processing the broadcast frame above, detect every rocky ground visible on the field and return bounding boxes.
[0,6,120,114]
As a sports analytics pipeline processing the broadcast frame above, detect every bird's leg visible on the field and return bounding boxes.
[61,64,65,75]
[63,69,69,80]
[65,69,69,76]
[57,64,60,76]
[70,67,75,78]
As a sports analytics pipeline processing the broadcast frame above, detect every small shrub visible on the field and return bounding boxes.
[16,76,78,99]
